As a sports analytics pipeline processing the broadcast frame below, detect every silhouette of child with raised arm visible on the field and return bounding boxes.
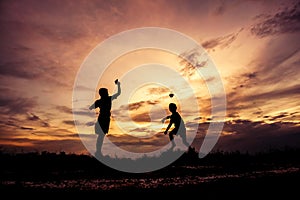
[162,103,189,149]
[89,79,121,157]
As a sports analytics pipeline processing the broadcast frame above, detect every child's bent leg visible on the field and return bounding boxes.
[180,133,189,147]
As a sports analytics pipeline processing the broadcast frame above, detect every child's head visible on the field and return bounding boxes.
[99,88,109,98]
[169,103,177,113]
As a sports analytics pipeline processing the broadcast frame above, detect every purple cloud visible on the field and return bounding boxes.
[251,2,300,38]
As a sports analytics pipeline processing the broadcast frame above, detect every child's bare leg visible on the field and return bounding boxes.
[169,133,176,149]
[95,134,105,157]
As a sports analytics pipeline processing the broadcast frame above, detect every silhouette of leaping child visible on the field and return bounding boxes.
[162,103,189,149]
[89,79,121,157]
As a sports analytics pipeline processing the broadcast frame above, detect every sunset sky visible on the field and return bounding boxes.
[0,0,299,157]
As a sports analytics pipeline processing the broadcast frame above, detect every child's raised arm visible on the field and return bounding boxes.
[111,80,121,100]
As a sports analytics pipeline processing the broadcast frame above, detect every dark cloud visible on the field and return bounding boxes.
[73,110,94,117]
[180,47,207,66]
[230,72,258,91]
[181,60,207,78]
[85,121,95,127]
[131,113,151,123]
[20,126,35,131]
[252,110,263,116]
[245,84,300,102]
[126,101,146,110]
[27,113,41,121]
[118,100,159,112]
[0,87,14,97]
[179,31,243,78]
[204,77,216,83]
[113,100,165,123]
[0,137,33,143]
[214,0,226,15]
[0,118,21,129]
[192,119,300,153]
[269,112,289,121]
[56,105,72,114]
[216,121,300,153]
[227,112,239,118]
[30,127,76,138]
[201,28,243,50]
[251,2,300,38]
[0,96,37,114]
[107,133,168,153]
[71,106,94,118]
[179,47,208,77]
[0,20,77,87]
[41,121,50,128]
[262,112,300,122]
[245,72,257,79]
[0,117,36,138]
[147,87,169,95]
[290,111,299,115]
[194,117,202,120]
[0,61,39,79]
[0,138,86,154]
[256,48,300,88]
[130,127,153,133]
[0,32,73,89]
[26,113,50,128]
[63,120,75,126]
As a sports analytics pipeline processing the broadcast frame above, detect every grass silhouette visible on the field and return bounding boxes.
[0,147,299,196]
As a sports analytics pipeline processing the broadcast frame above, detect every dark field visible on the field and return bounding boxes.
[1,148,299,197]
